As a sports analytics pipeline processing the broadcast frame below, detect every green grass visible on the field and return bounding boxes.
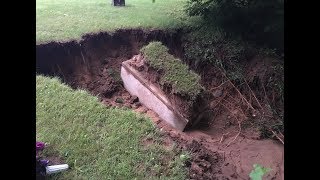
[36,0,196,178]
[36,75,189,179]
[140,42,203,99]
[36,0,198,44]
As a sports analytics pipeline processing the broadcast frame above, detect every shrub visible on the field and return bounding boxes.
[185,0,284,51]
[183,26,247,80]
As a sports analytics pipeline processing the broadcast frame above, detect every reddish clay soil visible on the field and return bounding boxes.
[102,89,284,180]
[36,29,284,180]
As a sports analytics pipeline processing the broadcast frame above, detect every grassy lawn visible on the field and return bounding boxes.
[36,75,189,179]
[36,0,197,44]
[36,0,195,178]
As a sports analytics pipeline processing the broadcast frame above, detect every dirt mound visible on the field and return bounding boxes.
[185,140,223,179]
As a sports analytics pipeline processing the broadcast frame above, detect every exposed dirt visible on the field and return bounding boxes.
[37,29,184,97]
[136,107,283,180]
[36,29,284,180]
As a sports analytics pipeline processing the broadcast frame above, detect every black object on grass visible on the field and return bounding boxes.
[111,0,125,6]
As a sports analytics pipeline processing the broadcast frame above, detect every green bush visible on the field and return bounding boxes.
[185,0,284,51]
[183,26,247,80]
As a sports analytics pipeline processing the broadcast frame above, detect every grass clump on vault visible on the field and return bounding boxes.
[140,41,203,100]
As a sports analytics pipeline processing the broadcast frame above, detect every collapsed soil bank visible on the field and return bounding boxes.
[37,29,184,96]
[36,29,284,180]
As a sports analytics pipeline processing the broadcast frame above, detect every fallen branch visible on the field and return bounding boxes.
[230,79,255,110]
[215,66,258,114]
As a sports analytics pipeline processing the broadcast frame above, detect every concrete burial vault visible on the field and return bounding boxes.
[121,60,189,131]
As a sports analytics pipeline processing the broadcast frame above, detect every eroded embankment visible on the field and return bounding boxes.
[36,29,284,180]
[37,29,184,97]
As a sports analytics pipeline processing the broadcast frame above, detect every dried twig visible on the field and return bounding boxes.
[216,67,256,112]
[221,98,233,107]
[56,65,66,80]
[211,97,225,109]
[222,97,246,117]
[227,121,241,147]
[279,131,284,138]
[244,79,263,109]
[248,88,252,105]
[225,92,249,116]
[262,82,268,101]
[226,92,239,104]
[261,70,269,101]
[272,90,275,105]
[231,80,254,110]
[262,113,274,118]
[271,130,284,145]
[220,103,242,147]
[219,132,230,144]
[219,136,224,144]
[221,102,239,121]
[211,80,228,90]
[80,49,86,65]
